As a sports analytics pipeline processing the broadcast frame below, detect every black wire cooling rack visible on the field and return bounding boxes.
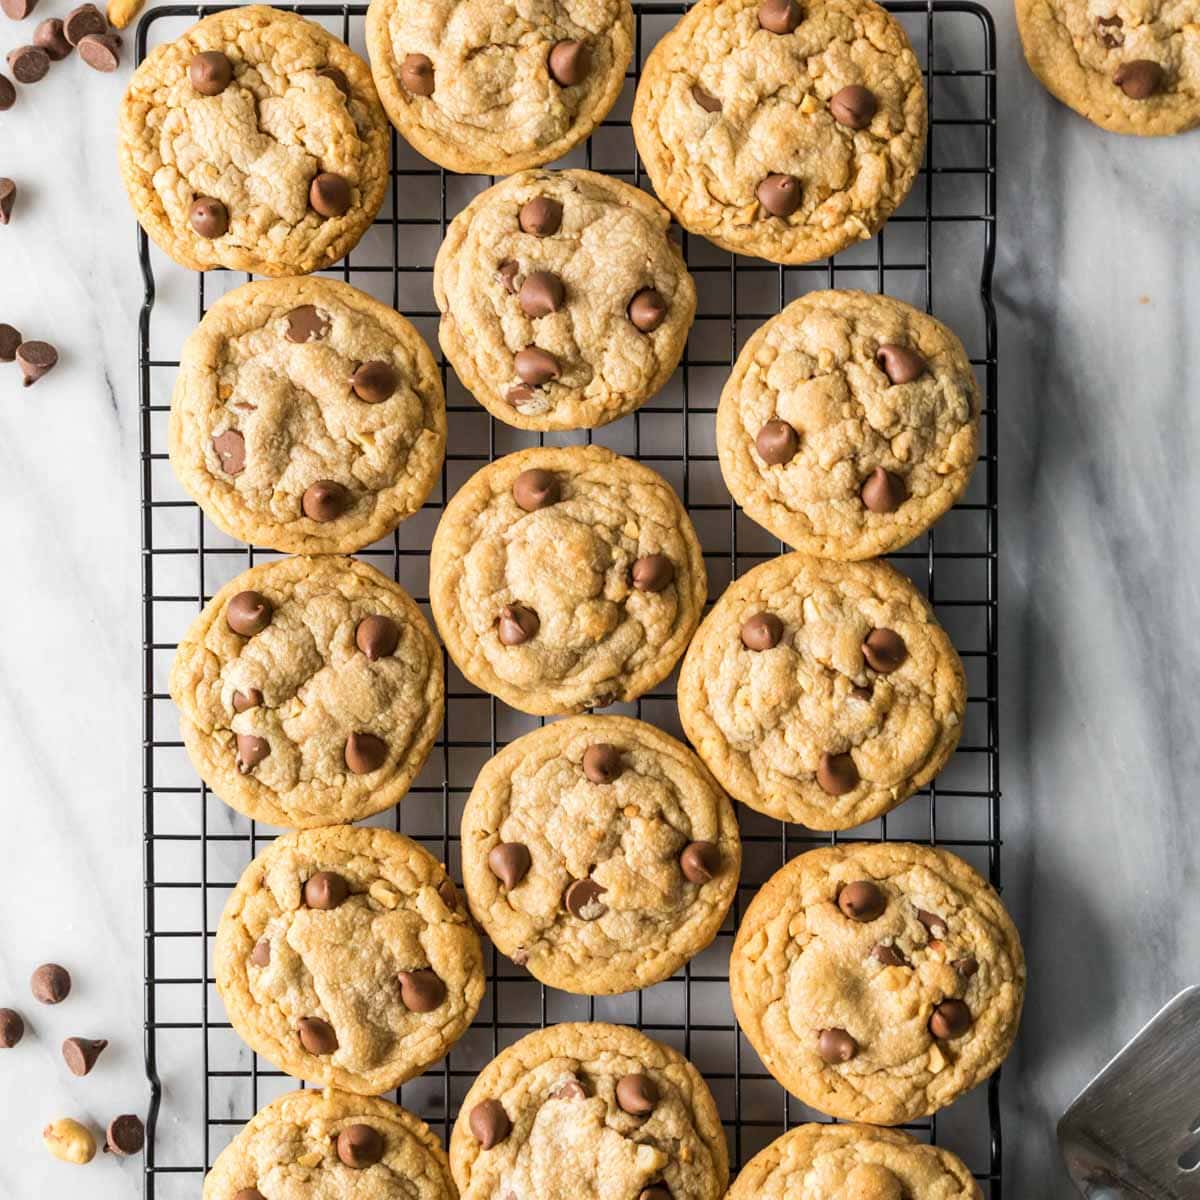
[137,3,1000,1195]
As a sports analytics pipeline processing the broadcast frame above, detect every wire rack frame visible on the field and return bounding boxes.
[138,2,1000,1196]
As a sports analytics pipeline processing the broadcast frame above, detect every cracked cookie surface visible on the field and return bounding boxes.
[730,843,1025,1125]
[430,445,706,715]
[434,169,696,431]
[449,1023,729,1200]
[718,290,980,560]
[120,6,389,275]
[1017,0,1200,135]
[365,0,633,174]
[461,715,740,994]
[202,1087,455,1199]
[678,553,965,830]
[169,555,443,828]
[171,278,445,555]
[727,1123,982,1199]
[215,826,483,1094]
[632,0,926,264]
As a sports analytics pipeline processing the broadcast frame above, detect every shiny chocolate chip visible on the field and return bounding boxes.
[548,39,589,85]
[236,733,270,773]
[680,841,720,883]
[496,259,520,292]
[488,843,532,888]
[632,554,674,592]
[189,50,232,95]
[862,628,907,673]
[876,343,926,384]
[250,937,271,966]
[817,1028,858,1063]
[515,346,559,386]
[105,1114,145,1157]
[297,1016,338,1055]
[741,611,784,651]
[31,963,71,1005]
[915,908,947,938]
[506,384,535,405]
[212,429,245,475]
[583,743,623,783]
[189,197,228,239]
[564,878,607,920]
[401,51,434,95]
[337,1124,383,1168]
[317,65,351,98]
[498,604,539,645]
[469,1099,510,1148]
[829,84,877,129]
[398,969,445,1011]
[756,419,799,465]
[872,942,907,967]
[616,1073,658,1115]
[0,324,20,362]
[77,33,121,73]
[518,196,562,237]
[860,467,907,513]
[552,1080,587,1100]
[356,614,400,660]
[512,467,560,511]
[756,173,802,217]
[304,871,349,910]
[62,1036,107,1077]
[438,879,458,910]
[837,880,886,921]
[33,19,72,61]
[345,732,388,774]
[310,172,351,218]
[519,270,565,318]
[1114,58,1165,98]
[0,1009,24,1048]
[226,590,272,636]
[851,684,874,701]
[929,998,972,1039]
[63,3,104,45]
[691,83,721,112]
[758,0,801,32]
[285,304,329,343]
[1,0,36,18]
[628,287,668,332]
[954,956,979,978]
[15,340,56,386]
[351,360,397,403]
[302,480,349,522]
[817,751,859,796]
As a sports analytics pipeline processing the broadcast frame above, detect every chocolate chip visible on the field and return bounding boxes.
[398,968,445,1011]
[954,956,979,977]
[31,963,70,1004]
[469,1099,510,1149]
[345,731,388,774]
[351,360,397,403]
[860,466,907,513]
[862,628,907,673]
[232,690,262,714]
[304,871,349,910]
[640,1189,672,1200]
[740,611,784,651]
[829,84,877,129]
[236,733,270,772]
[401,52,434,96]
[15,340,55,386]
[0,75,14,111]
[63,3,104,45]
[915,908,947,938]
[564,877,607,920]
[518,196,562,237]
[817,1028,858,1063]
[583,743,622,783]
[233,1191,266,1200]
[929,998,972,1039]
[616,1073,658,1115]
[817,751,858,796]
[285,304,329,343]
[519,270,565,318]
[297,1016,338,1055]
[62,1036,107,1077]
[189,197,228,239]
[691,83,721,112]
[758,0,801,31]
[1114,59,1165,99]
[0,1009,24,1048]
[0,178,14,225]
[548,39,589,85]
[632,554,674,592]
[851,683,874,701]
[226,590,272,636]
[628,287,668,333]
[506,384,535,405]
[189,50,232,95]
[755,419,799,465]
[1096,14,1123,46]
[438,879,458,910]
[680,841,720,883]
[1,0,36,19]
[310,172,351,218]
[756,173,802,217]
[33,19,72,61]
[872,942,907,967]
[838,880,886,921]
[317,64,350,97]
[337,1124,383,1168]
[496,259,519,292]
[78,33,121,72]
[498,604,539,645]
[552,1080,587,1099]
[512,467,560,512]
[104,1115,144,1157]
[302,480,349,522]
[356,614,399,660]
[250,937,270,966]
[7,44,48,82]
[212,429,245,475]
[876,343,926,384]
[515,346,559,386]
[0,324,22,361]
[488,842,532,888]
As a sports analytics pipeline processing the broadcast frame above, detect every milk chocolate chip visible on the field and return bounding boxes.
[0,177,13,225]
[304,871,349,910]
[0,324,22,361]
[351,360,397,403]
[33,18,72,60]
[829,84,877,129]
[105,1114,145,1157]
[189,197,228,239]
[691,83,721,111]
[756,419,799,464]
[817,751,859,796]
[469,1099,510,1148]
[189,50,232,95]
[285,304,329,343]
[518,196,562,237]
[758,0,801,32]
[628,288,668,333]
[63,3,104,45]
[236,733,270,772]
[488,842,532,888]
[226,590,271,636]
[498,604,538,645]
[401,52,434,95]
[862,628,907,673]
[62,1037,107,1077]
[583,743,622,783]
[15,340,56,386]
[740,612,784,651]
[78,33,121,73]
[0,1009,23,1048]
[398,969,445,1011]
[1,0,37,19]
[310,172,351,218]
[337,1124,383,1168]
[837,880,886,921]
[1114,59,1165,98]
[356,614,399,660]
[756,174,802,217]
[345,732,388,774]
[632,554,674,592]
[212,429,245,475]
[564,878,607,920]
[297,1016,338,1055]
[301,480,349,522]
[512,468,559,511]
[317,65,350,97]
[680,841,720,883]
[616,1073,658,1115]
[519,270,565,318]
[929,998,972,1039]
[0,76,13,111]
[876,343,926,384]
[548,39,589,85]
[817,1028,858,1063]
[31,963,71,1004]
[860,467,907,513]
[7,44,49,82]
[250,938,270,966]
[515,346,559,385]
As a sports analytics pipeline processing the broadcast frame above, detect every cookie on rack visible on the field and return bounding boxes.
[730,842,1025,1125]
[365,0,633,174]
[169,555,443,829]
[727,1122,982,1199]
[430,445,706,715]
[449,1022,729,1200]
[215,826,483,1094]
[461,715,740,994]
[202,1087,455,1198]
[119,6,389,275]
[170,278,444,555]
[434,169,696,431]
[717,289,980,560]
[678,552,965,830]
[1016,0,1200,136]
[632,0,926,264]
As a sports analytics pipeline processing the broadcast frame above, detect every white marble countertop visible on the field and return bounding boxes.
[1,2,1196,1196]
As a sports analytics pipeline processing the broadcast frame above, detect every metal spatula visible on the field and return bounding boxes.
[1058,987,1200,1198]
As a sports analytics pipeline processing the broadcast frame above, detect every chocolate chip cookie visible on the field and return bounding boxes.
[365,0,633,175]
[215,826,483,1094]
[170,277,445,555]
[120,6,389,274]
[449,1023,729,1200]
[169,555,443,828]
[718,290,980,560]
[461,715,741,994]
[632,0,926,264]
[434,169,696,431]
[730,843,1025,1124]
[202,1087,455,1199]
[430,445,706,715]
[727,1123,982,1199]
[678,553,965,830]
[1017,0,1200,135]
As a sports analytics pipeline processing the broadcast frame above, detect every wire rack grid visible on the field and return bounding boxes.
[137,3,1000,1196]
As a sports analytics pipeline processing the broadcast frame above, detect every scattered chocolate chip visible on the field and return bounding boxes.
[756,173,802,217]
[519,270,565,319]
[304,871,349,910]
[285,304,329,343]
[189,50,232,95]
[817,751,859,796]
[548,39,589,86]
[469,1099,510,1149]
[401,51,434,96]
[876,343,926,384]
[236,733,270,772]
[628,287,668,333]
[351,359,397,403]
[0,1009,24,1048]
[755,419,799,465]
[518,196,562,237]
[691,83,721,111]
[33,18,71,60]
[104,1114,144,1157]
[250,937,270,966]
[680,841,720,883]
[552,1080,587,1099]
[356,614,399,660]
[838,880,886,921]
[77,32,121,72]
[302,479,349,522]
[0,75,14,111]
[226,590,272,636]
[0,178,14,225]
[310,172,351,218]
[189,196,228,239]
[31,963,70,1005]
[211,429,245,475]
[632,554,674,592]
[233,1191,266,1200]
[929,998,972,1039]
[860,466,907,513]
[7,44,48,82]
[915,908,947,938]
[398,968,445,1011]
[872,942,907,967]
[345,731,388,774]
[63,3,104,45]
[862,628,907,673]
[1114,58,1165,99]
[488,842,532,888]
[515,346,559,385]
[297,1016,338,1055]
[2,0,37,19]
[740,611,784,651]
[954,956,979,978]
[758,0,801,31]
[438,879,458,910]
[498,604,539,645]
[616,1073,658,1116]
[583,743,622,783]
[337,1123,383,1168]
[317,64,350,97]
[15,339,56,385]
[496,259,520,291]
[818,1028,858,1063]
[564,877,607,920]
[506,384,535,405]
[829,84,877,129]
[512,468,560,512]
[62,1037,107,1077]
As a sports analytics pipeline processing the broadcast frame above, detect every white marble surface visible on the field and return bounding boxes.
[1,1,1197,1196]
